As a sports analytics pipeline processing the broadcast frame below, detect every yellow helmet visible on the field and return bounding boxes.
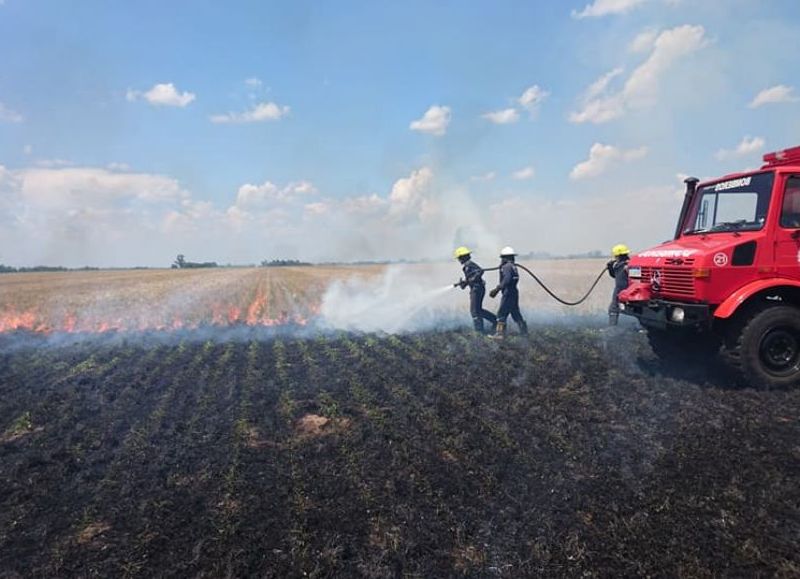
[612,244,630,257]
[454,246,471,259]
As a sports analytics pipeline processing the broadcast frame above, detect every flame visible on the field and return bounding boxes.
[0,308,42,333]
[63,312,77,333]
[0,301,321,336]
[246,286,268,325]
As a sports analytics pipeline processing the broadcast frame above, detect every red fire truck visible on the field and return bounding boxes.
[619,146,800,388]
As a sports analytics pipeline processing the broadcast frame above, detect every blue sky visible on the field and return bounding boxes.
[1,0,800,266]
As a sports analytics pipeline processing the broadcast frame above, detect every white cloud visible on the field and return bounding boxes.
[210,101,290,124]
[624,25,707,102]
[715,136,765,160]
[18,167,189,209]
[127,83,196,107]
[570,25,707,124]
[409,105,451,136]
[512,166,536,180]
[569,92,625,124]
[572,0,647,19]
[388,167,435,218]
[223,204,289,230]
[569,68,626,124]
[233,180,316,208]
[0,101,23,123]
[35,158,72,168]
[304,202,329,217]
[0,158,690,267]
[303,201,331,217]
[342,194,387,215]
[245,77,263,87]
[482,108,520,125]
[0,164,16,187]
[0,163,347,266]
[749,85,799,108]
[586,67,625,101]
[629,28,659,53]
[517,85,549,114]
[291,180,316,195]
[470,171,496,182]
[570,143,648,180]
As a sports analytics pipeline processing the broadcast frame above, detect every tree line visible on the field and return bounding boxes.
[0,265,101,274]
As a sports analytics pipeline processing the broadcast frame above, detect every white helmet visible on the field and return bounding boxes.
[500,246,517,257]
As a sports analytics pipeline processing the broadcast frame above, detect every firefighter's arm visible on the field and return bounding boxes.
[497,264,513,290]
[606,260,616,278]
[454,278,468,289]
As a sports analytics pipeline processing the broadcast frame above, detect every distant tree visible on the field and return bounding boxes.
[20,266,68,272]
[172,254,218,269]
[260,259,311,267]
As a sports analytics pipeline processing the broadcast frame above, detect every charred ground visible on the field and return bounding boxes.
[1,327,798,578]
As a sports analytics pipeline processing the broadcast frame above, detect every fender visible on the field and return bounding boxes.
[618,280,651,303]
[714,278,800,319]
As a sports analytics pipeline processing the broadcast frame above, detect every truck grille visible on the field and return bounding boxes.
[640,266,695,298]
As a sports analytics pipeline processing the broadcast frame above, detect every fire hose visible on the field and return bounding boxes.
[474,264,607,307]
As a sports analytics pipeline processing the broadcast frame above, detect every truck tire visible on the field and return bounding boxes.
[724,305,800,389]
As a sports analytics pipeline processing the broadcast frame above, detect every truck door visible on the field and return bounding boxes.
[775,175,800,280]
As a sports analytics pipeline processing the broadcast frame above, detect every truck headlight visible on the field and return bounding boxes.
[670,307,685,323]
[628,267,642,279]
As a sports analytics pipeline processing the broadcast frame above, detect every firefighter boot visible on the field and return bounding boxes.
[518,320,529,336]
[472,317,485,334]
[491,321,507,340]
[608,313,619,326]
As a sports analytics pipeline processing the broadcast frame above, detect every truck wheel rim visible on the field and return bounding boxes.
[759,328,800,376]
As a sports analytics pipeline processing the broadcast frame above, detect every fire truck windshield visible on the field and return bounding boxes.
[683,171,774,235]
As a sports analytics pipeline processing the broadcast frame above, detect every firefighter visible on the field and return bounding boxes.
[453,246,497,334]
[607,244,630,326]
[489,246,528,339]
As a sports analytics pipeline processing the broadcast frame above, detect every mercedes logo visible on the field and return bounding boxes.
[651,270,662,292]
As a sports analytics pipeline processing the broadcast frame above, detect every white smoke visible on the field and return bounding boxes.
[319,265,461,333]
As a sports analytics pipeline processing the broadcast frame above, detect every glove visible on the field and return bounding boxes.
[606,260,616,278]
[489,288,499,298]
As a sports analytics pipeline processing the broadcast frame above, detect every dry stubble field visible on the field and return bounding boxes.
[0,261,613,334]
[1,262,799,578]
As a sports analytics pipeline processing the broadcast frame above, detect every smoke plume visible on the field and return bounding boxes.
[319,265,461,333]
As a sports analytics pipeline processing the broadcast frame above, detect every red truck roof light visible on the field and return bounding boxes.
[762,145,800,167]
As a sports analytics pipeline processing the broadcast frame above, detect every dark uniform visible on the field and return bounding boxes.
[495,261,527,334]
[459,259,497,333]
[607,256,629,325]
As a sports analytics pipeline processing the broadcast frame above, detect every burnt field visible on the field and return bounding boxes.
[1,326,799,578]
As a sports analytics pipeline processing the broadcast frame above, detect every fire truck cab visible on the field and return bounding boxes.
[619,145,800,388]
